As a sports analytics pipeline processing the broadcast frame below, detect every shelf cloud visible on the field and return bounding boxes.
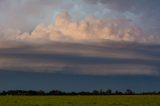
[0,41,159,76]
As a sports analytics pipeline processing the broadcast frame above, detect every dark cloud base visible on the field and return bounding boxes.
[0,41,160,75]
[0,70,160,92]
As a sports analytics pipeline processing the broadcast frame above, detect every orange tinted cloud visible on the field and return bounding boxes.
[0,11,159,44]
[13,11,159,44]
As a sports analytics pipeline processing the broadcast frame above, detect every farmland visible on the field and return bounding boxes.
[0,95,160,106]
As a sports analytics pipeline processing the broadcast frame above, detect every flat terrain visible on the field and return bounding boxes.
[0,95,160,106]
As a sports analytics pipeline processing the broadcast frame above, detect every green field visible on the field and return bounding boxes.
[0,95,160,106]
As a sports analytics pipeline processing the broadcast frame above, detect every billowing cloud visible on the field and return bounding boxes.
[31,12,160,43]
[0,11,158,44]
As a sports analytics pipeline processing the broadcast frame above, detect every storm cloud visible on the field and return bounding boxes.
[0,0,160,76]
[0,41,160,75]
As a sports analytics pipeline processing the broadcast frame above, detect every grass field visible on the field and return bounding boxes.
[0,95,160,106]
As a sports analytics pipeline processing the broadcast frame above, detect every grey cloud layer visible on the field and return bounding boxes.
[0,0,69,31]
[0,42,159,75]
[0,0,160,35]
[85,0,160,35]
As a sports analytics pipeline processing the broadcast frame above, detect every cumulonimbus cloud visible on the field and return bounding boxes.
[0,11,160,76]
[1,11,159,44]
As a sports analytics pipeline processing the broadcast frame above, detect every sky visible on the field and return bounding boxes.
[0,0,160,92]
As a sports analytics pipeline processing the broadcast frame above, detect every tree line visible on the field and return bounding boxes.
[0,89,160,96]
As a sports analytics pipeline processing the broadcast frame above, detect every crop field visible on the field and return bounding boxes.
[0,95,160,106]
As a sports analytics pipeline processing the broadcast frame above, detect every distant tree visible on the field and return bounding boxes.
[0,91,7,95]
[79,91,91,95]
[27,90,38,95]
[125,89,135,95]
[36,90,45,95]
[106,89,112,95]
[48,90,63,95]
[115,90,123,95]
[70,92,77,95]
[1,89,160,96]
[92,90,99,95]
